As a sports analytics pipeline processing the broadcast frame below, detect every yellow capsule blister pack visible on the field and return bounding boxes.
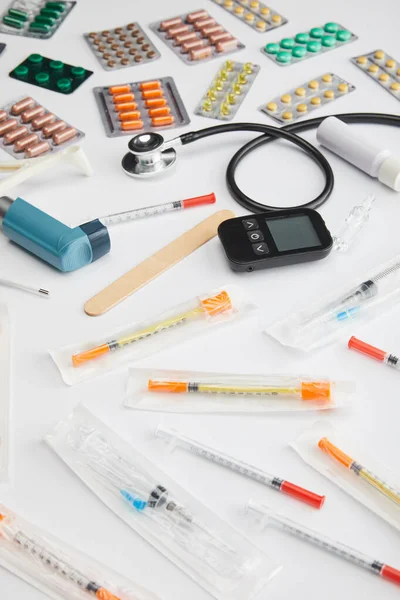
[261,73,355,124]
[211,0,287,33]
[195,60,260,121]
[352,49,400,100]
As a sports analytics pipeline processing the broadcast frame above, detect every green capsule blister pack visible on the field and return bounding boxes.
[9,54,93,95]
[0,0,76,39]
[262,22,357,66]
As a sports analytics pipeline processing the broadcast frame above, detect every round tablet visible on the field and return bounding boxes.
[295,87,306,96]
[71,66,85,77]
[295,32,309,44]
[391,82,400,91]
[338,82,349,92]
[397,68,400,76]
[280,38,295,49]
[379,73,390,82]
[386,59,396,68]
[57,78,71,91]
[292,46,307,58]
[310,27,324,38]
[281,93,292,103]
[35,72,49,84]
[266,102,277,112]
[234,6,244,14]
[250,0,259,7]
[336,29,352,42]
[322,35,336,47]
[224,0,233,6]
[324,22,339,33]
[256,20,267,30]
[245,12,255,21]
[260,7,270,15]
[311,96,321,105]
[374,50,385,59]
[357,56,367,65]
[368,64,379,73]
[28,53,43,64]
[324,89,334,99]
[307,40,321,53]
[265,42,280,54]
[308,80,319,89]
[271,15,281,23]
[276,51,292,63]
[297,103,307,112]
[322,73,332,83]
[282,111,293,120]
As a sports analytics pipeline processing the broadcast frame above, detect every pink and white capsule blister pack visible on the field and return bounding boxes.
[0,96,84,159]
[150,9,245,65]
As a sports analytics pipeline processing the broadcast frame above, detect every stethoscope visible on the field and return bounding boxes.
[121,112,400,213]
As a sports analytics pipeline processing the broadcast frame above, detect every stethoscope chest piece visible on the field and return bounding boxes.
[121,132,177,178]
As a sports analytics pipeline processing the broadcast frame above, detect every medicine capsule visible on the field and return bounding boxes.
[31,113,55,129]
[121,120,144,131]
[215,79,224,91]
[243,62,253,74]
[203,99,213,111]
[151,116,174,127]
[237,73,247,85]
[25,141,51,158]
[3,126,28,145]
[148,107,171,117]
[140,80,161,91]
[14,133,38,152]
[219,69,229,81]
[227,93,236,104]
[145,98,167,108]
[42,120,66,137]
[232,83,242,94]
[118,111,141,121]
[207,88,218,101]
[11,97,35,115]
[220,103,231,116]
[0,119,18,135]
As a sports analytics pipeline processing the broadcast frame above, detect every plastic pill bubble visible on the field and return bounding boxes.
[324,22,339,33]
[215,79,224,91]
[227,93,236,104]
[338,82,349,92]
[280,38,295,49]
[375,50,385,59]
[292,46,307,58]
[234,6,244,14]
[260,6,270,15]
[243,62,253,73]
[265,43,280,54]
[379,73,390,82]
[386,59,396,68]
[267,102,277,111]
[271,15,281,24]
[281,93,291,103]
[282,111,293,120]
[295,32,309,44]
[203,99,213,111]
[324,89,334,99]
[237,73,247,84]
[310,27,324,38]
[256,21,267,31]
[308,80,319,89]
[226,60,235,70]
[244,13,255,22]
[295,87,306,96]
[232,82,242,94]
[357,56,367,64]
[368,64,379,73]
[219,70,228,81]
[276,51,291,63]
[322,35,336,47]
[336,29,351,42]
[391,82,400,91]
[297,103,307,112]
[307,41,321,52]
[207,89,218,100]
[322,73,332,83]
[310,96,321,105]
[220,103,230,115]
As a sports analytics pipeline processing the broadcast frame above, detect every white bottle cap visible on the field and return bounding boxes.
[378,155,400,191]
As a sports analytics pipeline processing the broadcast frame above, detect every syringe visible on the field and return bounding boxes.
[72,289,231,367]
[246,501,400,586]
[318,437,400,507]
[149,377,332,402]
[0,277,49,298]
[348,336,400,370]
[0,513,121,600]
[156,426,325,509]
[90,193,216,228]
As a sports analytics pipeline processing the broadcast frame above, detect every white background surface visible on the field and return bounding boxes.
[0,0,400,598]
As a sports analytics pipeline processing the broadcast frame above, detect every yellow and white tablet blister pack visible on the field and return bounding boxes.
[261,73,355,124]
[352,50,400,100]
[211,0,287,33]
[195,59,260,121]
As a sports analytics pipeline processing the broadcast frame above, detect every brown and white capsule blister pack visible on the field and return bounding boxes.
[211,0,287,33]
[0,96,84,159]
[352,49,400,100]
[85,22,160,71]
[261,73,355,124]
[150,9,245,65]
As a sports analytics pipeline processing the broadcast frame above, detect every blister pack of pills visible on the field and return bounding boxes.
[94,78,190,138]
[0,0,75,39]
[262,73,355,124]
[195,60,259,121]
[352,49,400,100]
[0,97,85,160]
[150,9,245,65]
[85,22,161,71]
[10,54,93,95]
[211,0,287,33]
[263,22,357,66]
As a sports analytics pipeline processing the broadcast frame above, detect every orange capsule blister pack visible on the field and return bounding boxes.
[150,9,245,65]
[0,96,85,159]
[93,77,190,137]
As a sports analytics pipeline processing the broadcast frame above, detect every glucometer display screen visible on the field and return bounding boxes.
[266,215,321,252]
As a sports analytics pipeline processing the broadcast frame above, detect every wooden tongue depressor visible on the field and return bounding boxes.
[84,209,235,316]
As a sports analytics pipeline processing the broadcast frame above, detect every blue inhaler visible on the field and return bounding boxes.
[0,196,110,272]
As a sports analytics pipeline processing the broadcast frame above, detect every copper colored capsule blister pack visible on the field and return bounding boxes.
[211,0,287,33]
[93,77,190,138]
[261,73,355,124]
[84,22,160,71]
[150,9,245,65]
[351,49,400,101]
[0,96,85,159]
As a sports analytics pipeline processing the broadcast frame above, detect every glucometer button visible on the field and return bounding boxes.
[247,230,264,242]
[252,242,269,255]
[243,218,258,230]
